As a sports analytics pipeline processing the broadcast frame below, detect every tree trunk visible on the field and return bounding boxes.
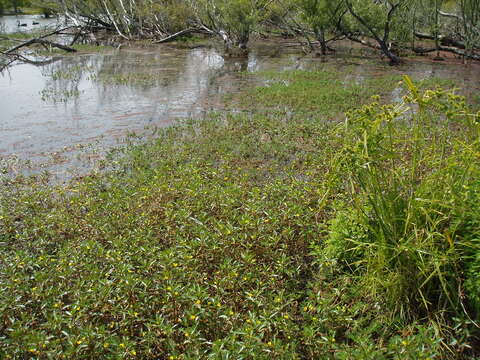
[317,28,327,55]
[380,41,401,65]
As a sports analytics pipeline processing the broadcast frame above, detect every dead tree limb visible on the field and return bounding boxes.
[0,57,17,72]
[6,39,77,54]
[414,32,468,49]
[408,45,480,60]
[154,28,199,44]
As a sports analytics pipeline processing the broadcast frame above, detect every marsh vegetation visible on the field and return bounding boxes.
[1,1,480,359]
[1,59,480,357]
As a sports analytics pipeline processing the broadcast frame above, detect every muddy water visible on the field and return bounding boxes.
[1,42,479,181]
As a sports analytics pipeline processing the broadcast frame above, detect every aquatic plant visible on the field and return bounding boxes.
[0,71,479,359]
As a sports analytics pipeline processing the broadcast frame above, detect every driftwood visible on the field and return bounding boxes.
[5,38,77,54]
[0,27,80,71]
[2,25,80,55]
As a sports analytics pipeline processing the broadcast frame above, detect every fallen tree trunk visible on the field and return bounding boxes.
[409,45,480,60]
[6,38,77,54]
[414,32,467,50]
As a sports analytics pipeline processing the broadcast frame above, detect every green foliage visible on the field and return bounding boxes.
[194,0,273,50]
[0,68,479,358]
[324,78,480,323]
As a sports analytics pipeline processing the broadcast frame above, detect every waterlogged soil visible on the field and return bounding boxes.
[1,41,480,181]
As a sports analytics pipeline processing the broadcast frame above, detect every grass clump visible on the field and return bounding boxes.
[0,68,479,359]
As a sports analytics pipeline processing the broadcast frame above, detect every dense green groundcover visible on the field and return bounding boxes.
[0,68,479,359]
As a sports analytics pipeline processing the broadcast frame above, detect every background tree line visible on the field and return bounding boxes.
[0,0,55,17]
[2,0,479,63]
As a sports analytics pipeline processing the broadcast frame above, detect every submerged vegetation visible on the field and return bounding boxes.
[1,67,479,358]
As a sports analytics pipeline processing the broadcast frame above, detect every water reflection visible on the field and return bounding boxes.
[0,47,261,166]
[0,43,479,180]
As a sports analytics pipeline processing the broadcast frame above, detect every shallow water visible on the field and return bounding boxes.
[1,41,479,181]
[0,14,60,34]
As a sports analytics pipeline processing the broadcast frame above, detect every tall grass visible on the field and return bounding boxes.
[328,77,479,312]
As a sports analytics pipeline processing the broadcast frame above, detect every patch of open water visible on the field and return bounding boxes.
[0,41,479,181]
[0,14,62,34]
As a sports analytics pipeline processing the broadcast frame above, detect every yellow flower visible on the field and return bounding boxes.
[283,315,289,320]
[103,343,109,348]
[190,315,197,320]
[119,343,125,348]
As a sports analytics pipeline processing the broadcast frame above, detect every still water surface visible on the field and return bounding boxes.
[0,14,60,34]
[1,42,479,180]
